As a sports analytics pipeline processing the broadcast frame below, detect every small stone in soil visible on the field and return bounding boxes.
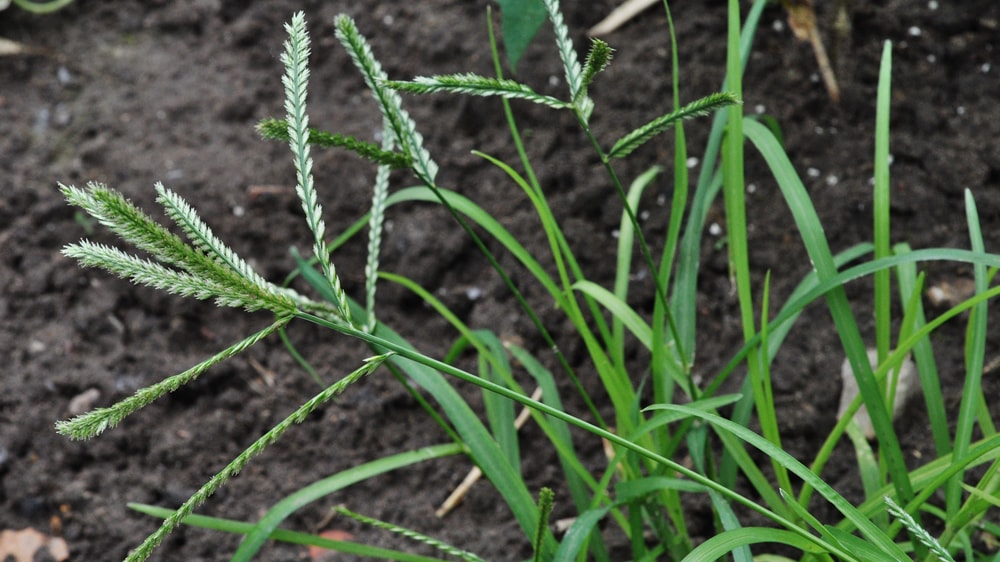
[67,388,101,416]
[838,349,919,440]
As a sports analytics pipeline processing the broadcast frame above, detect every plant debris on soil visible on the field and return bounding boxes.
[2,1,999,560]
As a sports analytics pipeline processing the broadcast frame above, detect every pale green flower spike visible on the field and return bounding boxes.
[334,504,487,562]
[387,73,570,109]
[282,12,353,325]
[334,14,439,184]
[884,496,955,562]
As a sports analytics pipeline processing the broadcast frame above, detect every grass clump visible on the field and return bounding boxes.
[58,2,1000,561]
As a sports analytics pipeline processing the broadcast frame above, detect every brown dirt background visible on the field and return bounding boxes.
[2,1,999,560]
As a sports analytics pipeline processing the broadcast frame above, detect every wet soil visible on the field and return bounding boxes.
[2,1,999,560]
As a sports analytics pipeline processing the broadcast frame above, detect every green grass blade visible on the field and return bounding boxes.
[673,0,767,366]
[363,329,558,557]
[845,421,884,526]
[613,166,661,367]
[128,503,452,562]
[651,0,690,422]
[893,243,951,457]
[299,311,846,556]
[661,404,907,560]
[948,190,991,520]
[752,273,794,498]
[507,344,616,553]
[743,117,917,512]
[388,186,561,299]
[680,528,830,561]
[873,40,893,369]
[228,444,463,561]
[572,280,652,350]
[473,330,520,469]
[505,346,596,496]
[553,505,615,562]
[378,268,613,551]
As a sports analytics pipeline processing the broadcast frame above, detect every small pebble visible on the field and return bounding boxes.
[838,349,919,440]
[57,66,73,85]
[68,388,101,416]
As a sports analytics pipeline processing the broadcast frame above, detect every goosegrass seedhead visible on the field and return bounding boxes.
[55,3,1000,562]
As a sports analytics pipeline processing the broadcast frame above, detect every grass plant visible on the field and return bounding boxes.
[57,2,1000,561]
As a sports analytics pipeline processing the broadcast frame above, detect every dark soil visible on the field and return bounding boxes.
[2,1,999,560]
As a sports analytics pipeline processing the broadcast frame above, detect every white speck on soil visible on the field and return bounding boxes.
[908,26,922,37]
[686,156,699,169]
[57,66,73,85]
[709,222,722,236]
[807,167,820,178]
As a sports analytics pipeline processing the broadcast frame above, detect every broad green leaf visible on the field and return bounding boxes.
[497,0,546,72]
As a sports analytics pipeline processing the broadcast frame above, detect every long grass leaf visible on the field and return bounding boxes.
[680,528,830,560]
[230,444,463,561]
[893,243,951,457]
[130,500,452,562]
[613,166,661,368]
[948,190,991,520]
[743,117,917,512]
[299,312,842,555]
[873,40,893,370]
[572,280,652,350]
[662,405,907,560]
[674,0,767,365]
